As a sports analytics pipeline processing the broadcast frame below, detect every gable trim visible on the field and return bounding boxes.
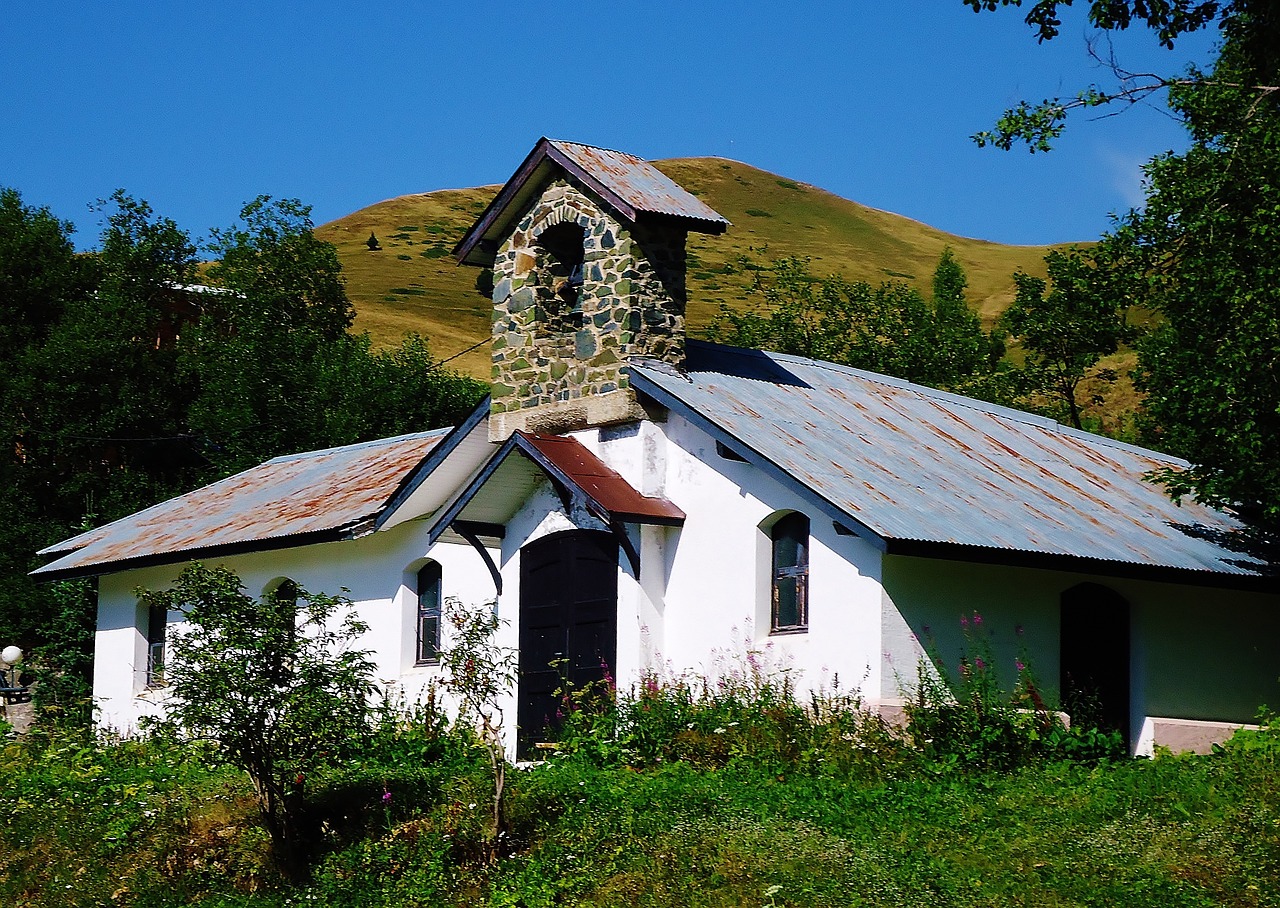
[426,430,685,547]
[375,397,492,531]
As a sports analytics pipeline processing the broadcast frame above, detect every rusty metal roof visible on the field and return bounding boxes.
[521,432,686,524]
[632,342,1272,582]
[34,429,452,580]
[455,138,728,266]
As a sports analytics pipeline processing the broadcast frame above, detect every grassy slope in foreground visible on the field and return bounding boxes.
[317,158,1062,380]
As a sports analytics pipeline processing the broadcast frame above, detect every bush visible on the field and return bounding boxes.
[906,611,1124,770]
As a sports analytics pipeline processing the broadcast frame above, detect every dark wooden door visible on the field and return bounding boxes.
[518,530,618,753]
[1060,583,1131,746]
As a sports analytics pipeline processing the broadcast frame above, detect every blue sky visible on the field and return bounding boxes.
[1,2,1215,250]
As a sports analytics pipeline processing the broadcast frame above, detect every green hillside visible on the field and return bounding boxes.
[317,158,1064,380]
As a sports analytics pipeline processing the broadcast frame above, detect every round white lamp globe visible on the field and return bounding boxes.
[1,645,22,666]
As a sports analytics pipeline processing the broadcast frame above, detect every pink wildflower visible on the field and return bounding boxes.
[972,612,983,627]
[975,656,986,671]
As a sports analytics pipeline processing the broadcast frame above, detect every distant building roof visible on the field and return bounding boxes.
[34,430,454,580]
[455,138,729,266]
[631,341,1273,586]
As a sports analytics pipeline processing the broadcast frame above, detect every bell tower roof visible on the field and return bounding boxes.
[454,138,728,267]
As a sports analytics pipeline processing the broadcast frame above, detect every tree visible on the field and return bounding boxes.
[187,197,485,476]
[0,188,484,708]
[964,0,1280,151]
[709,252,1001,393]
[438,597,517,862]
[1001,248,1132,430]
[140,563,377,875]
[1102,33,1280,539]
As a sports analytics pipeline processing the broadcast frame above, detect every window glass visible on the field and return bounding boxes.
[771,512,809,632]
[146,602,166,687]
[416,562,442,664]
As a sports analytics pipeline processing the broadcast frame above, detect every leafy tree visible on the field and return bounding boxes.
[1001,248,1133,429]
[438,597,518,862]
[0,190,89,646]
[963,0,1280,151]
[0,192,201,649]
[931,247,1005,388]
[140,563,377,875]
[1102,34,1280,538]
[709,252,1001,393]
[0,189,484,687]
[0,189,90,350]
[187,197,484,475]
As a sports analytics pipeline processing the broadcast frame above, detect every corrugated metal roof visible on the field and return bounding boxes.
[455,137,728,266]
[546,140,728,226]
[631,341,1269,579]
[34,430,451,578]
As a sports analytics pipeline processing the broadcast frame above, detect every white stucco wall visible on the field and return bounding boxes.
[571,413,887,703]
[92,518,499,734]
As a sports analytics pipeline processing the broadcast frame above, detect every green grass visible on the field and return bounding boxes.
[4,690,1279,908]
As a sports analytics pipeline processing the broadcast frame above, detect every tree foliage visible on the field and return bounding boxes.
[1100,33,1280,537]
[1001,248,1134,429]
[0,189,486,666]
[964,0,1280,151]
[139,563,377,874]
[438,597,518,860]
[709,251,1003,394]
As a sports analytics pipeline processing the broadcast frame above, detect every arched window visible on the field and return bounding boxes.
[771,512,810,633]
[535,222,586,330]
[416,562,443,664]
[270,579,299,609]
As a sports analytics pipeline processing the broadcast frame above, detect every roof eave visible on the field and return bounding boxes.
[31,526,355,583]
[884,537,1278,592]
[375,397,492,530]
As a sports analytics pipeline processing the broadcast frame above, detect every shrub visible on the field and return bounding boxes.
[906,611,1124,771]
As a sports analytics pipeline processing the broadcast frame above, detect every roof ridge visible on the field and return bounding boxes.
[706,342,1186,465]
[264,428,451,465]
[545,138,643,160]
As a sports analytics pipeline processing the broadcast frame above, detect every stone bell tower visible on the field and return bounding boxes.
[454,138,728,441]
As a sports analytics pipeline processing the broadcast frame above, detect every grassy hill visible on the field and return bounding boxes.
[317,158,1065,380]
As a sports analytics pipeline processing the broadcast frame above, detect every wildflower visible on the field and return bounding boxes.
[972,612,983,627]
[975,657,986,671]
[382,788,392,804]
[1015,659,1026,672]
[960,615,969,628]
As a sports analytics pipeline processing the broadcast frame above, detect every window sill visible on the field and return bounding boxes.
[769,626,808,637]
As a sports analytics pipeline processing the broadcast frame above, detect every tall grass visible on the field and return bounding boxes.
[2,688,1277,906]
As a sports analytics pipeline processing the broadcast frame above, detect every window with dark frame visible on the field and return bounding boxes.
[145,601,167,688]
[770,512,810,633]
[416,562,442,664]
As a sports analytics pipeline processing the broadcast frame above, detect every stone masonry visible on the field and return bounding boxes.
[488,178,688,439]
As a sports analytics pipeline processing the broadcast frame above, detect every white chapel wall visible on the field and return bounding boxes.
[92,517,499,734]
